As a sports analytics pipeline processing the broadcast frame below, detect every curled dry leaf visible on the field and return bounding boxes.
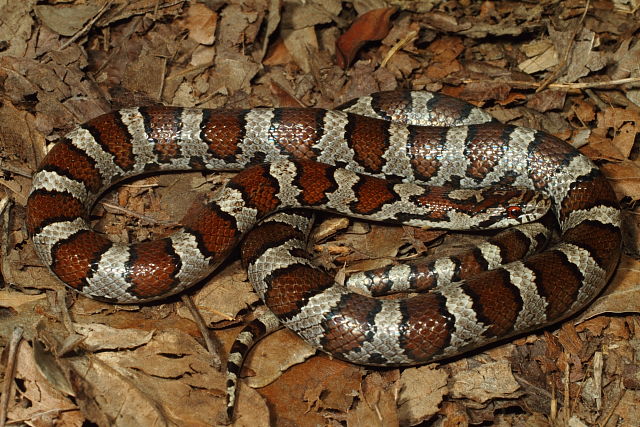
[526,90,566,113]
[336,7,397,69]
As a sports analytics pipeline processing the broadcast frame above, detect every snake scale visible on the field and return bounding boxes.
[25,90,622,419]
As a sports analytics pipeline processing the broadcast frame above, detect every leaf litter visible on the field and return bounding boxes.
[0,1,639,426]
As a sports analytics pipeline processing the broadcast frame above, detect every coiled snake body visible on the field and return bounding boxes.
[26,91,622,418]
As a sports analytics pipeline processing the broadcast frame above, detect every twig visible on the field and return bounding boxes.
[99,201,180,226]
[57,0,115,52]
[536,0,590,92]
[380,30,418,68]
[0,163,33,178]
[55,289,75,334]
[1,196,12,284]
[0,327,24,427]
[181,295,223,370]
[584,88,608,111]
[4,408,78,425]
[461,77,640,90]
[598,378,624,427]
[93,16,142,77]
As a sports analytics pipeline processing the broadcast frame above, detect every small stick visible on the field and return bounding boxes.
[181,295,223,370]
[0,327,24,427]
[461,77,640,90]
[58,0,115,52]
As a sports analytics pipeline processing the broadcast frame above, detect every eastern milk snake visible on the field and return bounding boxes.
[25,91,622,419]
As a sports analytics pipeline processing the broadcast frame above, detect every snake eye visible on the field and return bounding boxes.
[507,206,522,219]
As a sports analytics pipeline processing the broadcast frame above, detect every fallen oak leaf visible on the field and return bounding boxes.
[336,7,397,69]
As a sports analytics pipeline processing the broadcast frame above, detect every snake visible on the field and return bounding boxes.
[25,90,622,420]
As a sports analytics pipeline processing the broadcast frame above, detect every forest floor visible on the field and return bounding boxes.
[1,1,639,426]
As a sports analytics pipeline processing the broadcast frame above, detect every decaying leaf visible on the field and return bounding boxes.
[450,360,522,404]
[1,1,639,425]
[398,365,448,425]
[578,256,640,320]
[35,3,102,37]
[336,7,397,68]
[244,328,316,388]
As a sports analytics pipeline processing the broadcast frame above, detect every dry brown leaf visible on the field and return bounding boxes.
[268,80,305,107]
[453,81,512,103]
[281,0,341,29]
[0,101,44,172]
[458,2,545,38]
[97,0,184,27]
[259,356,364,425]
[344,372,399,426]
[332,223,408,267]
[613,390,640,425]
[180,3,217,45]
[209,51,261,95]
[549,27,609,83]
[571,98,597,123]
[526,90,566,113]
[73,323,154,352]
[440,401,471,425]
[312,216,350,242]
[556,323,583,356]
[10,341,83,426]
[425,36,464,80]
[622,364,640,389]
[518,40,559,74]
[495,92,527,107]
[282,26,319,73]
[450,360,521,403]
[66,355,176,426]
[263,38,293,66]
[181,260,258,325]
[122,53,167,101]
[35,3,102,37]
[398,365,448,425]
[336,7,397,69]
[611,37,640,80]
[578,256,640,320]
[0,289,47,310]
[0,1,33,57]
[244,328,316,388]
[63,329,233,426]
[597,108,640,159]
[422,11,471,33]
[600,160,640,200]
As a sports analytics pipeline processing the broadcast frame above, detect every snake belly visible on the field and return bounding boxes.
[26,90,622,367]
